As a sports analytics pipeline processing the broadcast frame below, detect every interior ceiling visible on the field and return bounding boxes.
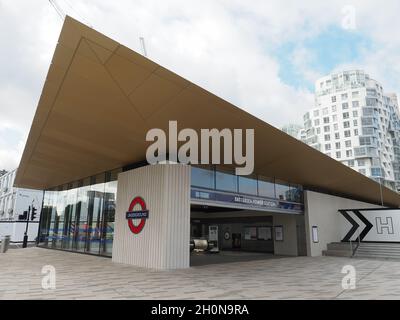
[14,16,400,207]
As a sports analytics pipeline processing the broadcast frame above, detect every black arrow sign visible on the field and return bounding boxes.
[339,210,360,242]
[353,210,373,241]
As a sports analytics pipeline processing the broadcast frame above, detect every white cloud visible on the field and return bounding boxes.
[1,0,400,170]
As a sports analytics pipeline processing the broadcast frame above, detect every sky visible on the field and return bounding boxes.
[1,0,400,171]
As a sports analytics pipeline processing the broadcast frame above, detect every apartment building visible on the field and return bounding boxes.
[281,124,305,140]
[302,70,400,191]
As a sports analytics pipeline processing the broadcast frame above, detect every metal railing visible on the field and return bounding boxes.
[350,229,361,257]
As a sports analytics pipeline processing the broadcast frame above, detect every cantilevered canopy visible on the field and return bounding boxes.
[15,16,400,207]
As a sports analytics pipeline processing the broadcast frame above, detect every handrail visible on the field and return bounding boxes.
[351,229,361,257]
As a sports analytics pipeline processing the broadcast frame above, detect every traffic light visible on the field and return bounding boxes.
[31,206,37,221]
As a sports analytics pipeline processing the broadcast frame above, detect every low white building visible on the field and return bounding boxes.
[0,169,43,243]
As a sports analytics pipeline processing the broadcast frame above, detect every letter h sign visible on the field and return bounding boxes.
[375,217,394,235]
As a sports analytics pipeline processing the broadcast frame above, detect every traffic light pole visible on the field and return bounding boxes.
[22,199,37,248]
[22,205,31,248]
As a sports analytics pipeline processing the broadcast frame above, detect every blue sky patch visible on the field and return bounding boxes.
[276,25,373,90]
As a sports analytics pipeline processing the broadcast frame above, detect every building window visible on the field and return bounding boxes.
[313,110,319,117]
[344,121,350,128]
[362,118,374,126]
[343,112,350,119]
[324,134,331,141]
[38,169,121,257]
[323,117,330,124]
[258,176,275,198]
[332,115,338,122]
[322,108,329,115]
[238,176,258,195]
[324,126,330,133]
[332,96,337,103]
[216,170,238,192]
[353,111,358,117]
[346,150,353,157]
[345,140,352,148]
[354,129,359,136]
[192,166,215,189]
[336,151,341,158]
[334,124,339,131]
[341,93,348,100]
[353,120,358,126]
[325,144,331,151]
[316,128,321,134]
[275,180,290,201]
[332,105,337,112]
[335,132,340,139]
[342,103,349,110]
[359,136,371,146]
[358,160,365,166]
[314,119,320,126]
[348,160,355,167]
[344,130,351,138]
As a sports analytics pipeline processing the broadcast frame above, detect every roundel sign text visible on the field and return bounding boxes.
[125,196,149,235]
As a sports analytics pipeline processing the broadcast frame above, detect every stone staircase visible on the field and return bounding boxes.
[322,242,356,258]
[354,243,400,260]
[323,242,400,260]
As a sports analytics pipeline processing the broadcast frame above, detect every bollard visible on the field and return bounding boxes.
[1,235,11,253]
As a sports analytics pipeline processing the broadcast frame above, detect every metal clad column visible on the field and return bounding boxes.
[112,164,191,269]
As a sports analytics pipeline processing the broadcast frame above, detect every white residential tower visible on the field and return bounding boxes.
[302,70,400,191]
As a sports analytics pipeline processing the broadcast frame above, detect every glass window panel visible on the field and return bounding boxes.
[63,183,78,250]
[258,177,275,198]
[215,170,238,192]
[288,184,304,203]
[238,176,258,195]
[101,168,121,256]
[75,178,90,252]
[86,173,105,255]
[275,180,290,201]
[55,185,68,249]
[39,190,54,247]
[191,166,215,189]
[48,190,59,248]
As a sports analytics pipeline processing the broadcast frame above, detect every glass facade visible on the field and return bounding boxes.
[191,166,303,204]
[38,165,303,257]
[38,168,121,257]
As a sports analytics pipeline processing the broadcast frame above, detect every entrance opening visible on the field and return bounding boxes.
[190,204,279,266]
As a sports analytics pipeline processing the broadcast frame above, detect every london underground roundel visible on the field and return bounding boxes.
[125,196,149,234]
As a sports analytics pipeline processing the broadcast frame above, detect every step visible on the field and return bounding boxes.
[323,249,353,258]
[357,245,400,250]
[355,254,400,260]
[355,251,400,257]
[357,248,400,252]
[327,243,355,251]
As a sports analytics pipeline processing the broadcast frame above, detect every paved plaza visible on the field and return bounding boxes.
[1,247,400,299]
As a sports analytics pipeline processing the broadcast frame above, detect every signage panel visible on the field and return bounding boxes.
[191,188,303,213]
[340,209,400,242]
